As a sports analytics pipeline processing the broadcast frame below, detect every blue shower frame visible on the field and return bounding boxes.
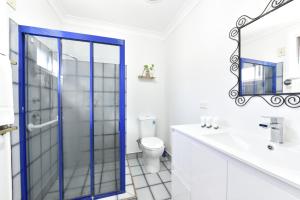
[18,25,126,200]
[240,58,278,95]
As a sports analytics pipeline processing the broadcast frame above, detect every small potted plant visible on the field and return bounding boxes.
[143,64,154,78]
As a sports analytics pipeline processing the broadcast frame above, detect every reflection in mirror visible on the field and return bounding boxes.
[240,0,300,95]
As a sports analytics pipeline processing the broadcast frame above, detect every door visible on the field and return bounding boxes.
[19,26,125,200]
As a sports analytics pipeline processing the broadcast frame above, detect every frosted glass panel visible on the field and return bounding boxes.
[61,39,90,199]
[25,35,59,200]
[93,43,120,195]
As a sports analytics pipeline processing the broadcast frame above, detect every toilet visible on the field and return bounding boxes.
[138,115,165,173]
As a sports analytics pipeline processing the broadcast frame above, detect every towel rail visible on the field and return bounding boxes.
[0,125,18,136]
[27,116,58,132]
[0,52,18,65]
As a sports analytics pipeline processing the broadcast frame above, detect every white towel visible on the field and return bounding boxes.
[0,54,14,126]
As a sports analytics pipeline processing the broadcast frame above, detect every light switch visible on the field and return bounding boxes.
[7,0,16,10]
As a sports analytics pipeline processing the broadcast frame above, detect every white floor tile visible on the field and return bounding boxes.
[126,174,132,185]
[126,166,130,174]
[150,184,170,200]
[165,182,171,194]
[158,171,171,183]
[145,174,161,186]
[130,166,143,176]
[136,187,154,200]
[100,195,117,200]
[132,175,147,189]
[128,159,139,166]
[117,185,135,199]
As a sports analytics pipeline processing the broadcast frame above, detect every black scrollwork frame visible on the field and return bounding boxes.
[229,0,300,108]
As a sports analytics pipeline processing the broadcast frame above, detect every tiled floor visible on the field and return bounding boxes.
[124,153,172,200]
[44,154,172,200]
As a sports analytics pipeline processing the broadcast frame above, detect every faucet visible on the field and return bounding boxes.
[259,116,284,144]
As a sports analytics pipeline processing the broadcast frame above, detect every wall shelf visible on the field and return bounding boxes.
[138,75,155,80]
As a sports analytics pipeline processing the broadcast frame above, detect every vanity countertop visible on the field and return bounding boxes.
[171,124,300,190]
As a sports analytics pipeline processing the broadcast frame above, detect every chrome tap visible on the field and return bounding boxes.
[259,116,284,144]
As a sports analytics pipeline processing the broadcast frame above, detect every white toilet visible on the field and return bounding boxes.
[138,115,165,173]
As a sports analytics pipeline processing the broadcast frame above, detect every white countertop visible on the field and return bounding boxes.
[171,124,300,190]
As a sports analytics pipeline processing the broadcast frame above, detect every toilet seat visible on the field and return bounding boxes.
[141,137,164,150]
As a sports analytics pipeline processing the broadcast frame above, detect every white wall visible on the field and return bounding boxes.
[164,0,300,153]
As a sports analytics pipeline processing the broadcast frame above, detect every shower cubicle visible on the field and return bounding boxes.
[18,26,126,200]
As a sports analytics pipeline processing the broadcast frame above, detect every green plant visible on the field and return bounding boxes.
[144,64,154,73]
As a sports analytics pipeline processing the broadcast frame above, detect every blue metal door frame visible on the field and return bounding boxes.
[18,25,126,200]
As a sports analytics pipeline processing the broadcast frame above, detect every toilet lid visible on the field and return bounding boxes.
[141,137,164,149]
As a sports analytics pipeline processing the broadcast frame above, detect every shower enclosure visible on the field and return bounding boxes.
[18,26,125,200]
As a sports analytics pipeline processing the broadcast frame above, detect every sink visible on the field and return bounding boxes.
[203,131,300,176]
[172,124,300,190]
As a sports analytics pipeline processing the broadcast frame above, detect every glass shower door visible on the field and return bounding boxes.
[93,43,121,195]
[19,26,125,200]
[61,39,91,199]
[24,35,59,200]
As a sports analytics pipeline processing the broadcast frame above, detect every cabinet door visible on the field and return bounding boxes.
[227,159,300,200]
[172,130,227,200]
[172,130,195,185]
[190,139,227,200]
[172,170,191,200]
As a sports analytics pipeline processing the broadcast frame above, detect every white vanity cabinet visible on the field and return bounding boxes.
[171,128,300,200]
[227,159,300,200]
[172,130,227,200]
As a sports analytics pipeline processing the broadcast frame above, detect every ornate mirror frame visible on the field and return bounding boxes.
[228,0,300,108]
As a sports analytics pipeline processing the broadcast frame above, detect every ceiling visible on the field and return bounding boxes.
[48,0,200,37]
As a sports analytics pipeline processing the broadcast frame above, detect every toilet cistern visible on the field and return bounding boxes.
[259,116,284,144]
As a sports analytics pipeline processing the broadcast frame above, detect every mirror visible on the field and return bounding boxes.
[229,0,300,107]
[240,0,300,95]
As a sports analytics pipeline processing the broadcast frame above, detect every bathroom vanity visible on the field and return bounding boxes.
[171,124,300,200]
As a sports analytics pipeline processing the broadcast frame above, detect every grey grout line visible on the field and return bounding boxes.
[127,155,172,200]
[156,172,172,198]
[136,156,156,200]
[134,181,171,190]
